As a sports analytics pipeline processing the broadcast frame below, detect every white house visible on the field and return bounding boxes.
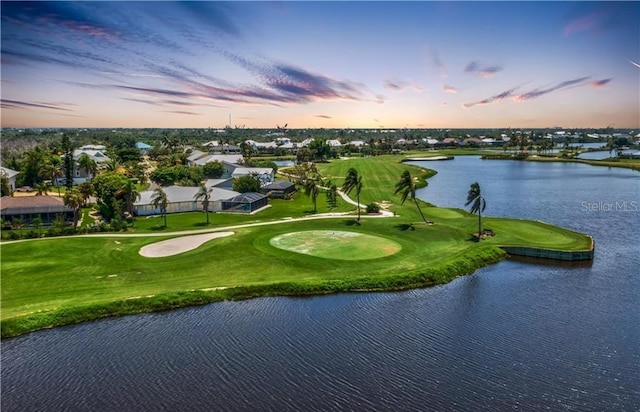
[0,167,19,191]
[231,167,275,184]
[326,139,342,147]
[134,185,240,216]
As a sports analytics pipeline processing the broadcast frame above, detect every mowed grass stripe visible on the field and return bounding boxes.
[270,230,401,260]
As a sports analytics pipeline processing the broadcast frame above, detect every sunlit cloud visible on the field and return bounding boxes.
[1,99,74,112]
[513,76,591,101]
[462,87,518,108]
[564,13,600,36]
[590,78,612,88]
[464,61,503,78]
[629,60,640,69]
[442,84,458,94]
[162,110,202,116]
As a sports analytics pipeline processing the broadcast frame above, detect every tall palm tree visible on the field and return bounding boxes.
[465,182,487,239]
[63,188,84,229]
[342,167,363,222]
[78,153,98,181]
[394,170,429,224]
[151,188,169,227]
[194,184,213,225]
[304,178,320,213]
[116,179,140,216]
[40,159,63,196]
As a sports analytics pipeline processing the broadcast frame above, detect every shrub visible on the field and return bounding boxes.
[366,203,380,213]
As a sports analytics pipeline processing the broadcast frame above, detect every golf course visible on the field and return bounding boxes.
[0,155,593,338]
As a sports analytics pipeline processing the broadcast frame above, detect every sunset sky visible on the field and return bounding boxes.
[2,1,638,129]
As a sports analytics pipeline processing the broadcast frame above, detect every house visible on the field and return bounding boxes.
[134,185,240,216]
[231,167,274,184]
[0,167,19,191]
[0,195,75,226]
[135,142,152,155]
[326,139,342,147]
[193,155,244,178]
[260,181,296,198]
[205,178,234,190]
[187,150,208,166]
[221,192,268,213]
[57,148,110,185]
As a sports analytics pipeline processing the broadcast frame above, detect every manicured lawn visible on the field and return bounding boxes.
[0,155,594,337]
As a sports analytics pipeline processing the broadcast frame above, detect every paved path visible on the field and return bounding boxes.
[1,192,394,243]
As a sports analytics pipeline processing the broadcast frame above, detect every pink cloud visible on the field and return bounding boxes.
[590,78,612,88]
[564,13,599,36]
[462,87,518,108]
[442,84,458,94]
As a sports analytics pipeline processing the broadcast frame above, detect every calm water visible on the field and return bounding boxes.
[2,158,639,411]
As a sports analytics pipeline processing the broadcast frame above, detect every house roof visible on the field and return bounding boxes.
[187,150,207,162]
[0,167,19,179]
[135,142,152,149]
[231,167,273,176]
[73,149,110,163]
[135,186,240,205]
[262,181,295,190]
[0,195,74,215]
[194,154,243,166]
[223,192,266,203]
[205,178,234,188]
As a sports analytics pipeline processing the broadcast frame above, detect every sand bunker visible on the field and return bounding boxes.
[139,232,234,258]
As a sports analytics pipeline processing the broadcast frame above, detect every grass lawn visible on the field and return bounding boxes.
[0,154,593,337]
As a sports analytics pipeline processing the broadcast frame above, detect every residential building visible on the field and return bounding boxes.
[0,167,19,191]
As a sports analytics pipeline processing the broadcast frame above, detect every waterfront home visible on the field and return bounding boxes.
[0,195,74,226]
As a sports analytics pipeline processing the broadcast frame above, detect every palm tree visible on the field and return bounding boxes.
[465,182,487,240]
[78,153,98,181]
[104,158,122,173]
[78,181,94,207]
[151,188,169,227]
[32,216,43,237]
[63,188,84,229]
[342,167,363,222]
[304,178,320,213]
[116,179,140,217]
[194,184,213,225]
[40,159,63,196]
[394,170,429,224]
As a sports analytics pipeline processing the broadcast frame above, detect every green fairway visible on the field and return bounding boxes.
[0,154,594,338]
[270,230,401,260]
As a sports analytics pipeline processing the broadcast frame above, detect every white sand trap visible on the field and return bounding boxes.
[139,232,234,258]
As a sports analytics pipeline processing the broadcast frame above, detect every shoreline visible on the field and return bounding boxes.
[0,156,595,339]
[1,245,507,339]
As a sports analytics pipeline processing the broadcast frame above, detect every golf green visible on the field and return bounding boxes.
[270,230,402,260]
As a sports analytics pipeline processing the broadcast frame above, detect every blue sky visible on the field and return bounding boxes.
[2,1,638,129]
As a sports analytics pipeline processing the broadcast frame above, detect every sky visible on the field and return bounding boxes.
[1,1,639,129]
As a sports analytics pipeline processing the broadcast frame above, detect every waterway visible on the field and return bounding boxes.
[2,158,639,411]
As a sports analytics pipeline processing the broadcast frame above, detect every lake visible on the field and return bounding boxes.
[2,157,639,411]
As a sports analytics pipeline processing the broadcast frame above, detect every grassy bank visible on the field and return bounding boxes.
[1,154,593,338]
